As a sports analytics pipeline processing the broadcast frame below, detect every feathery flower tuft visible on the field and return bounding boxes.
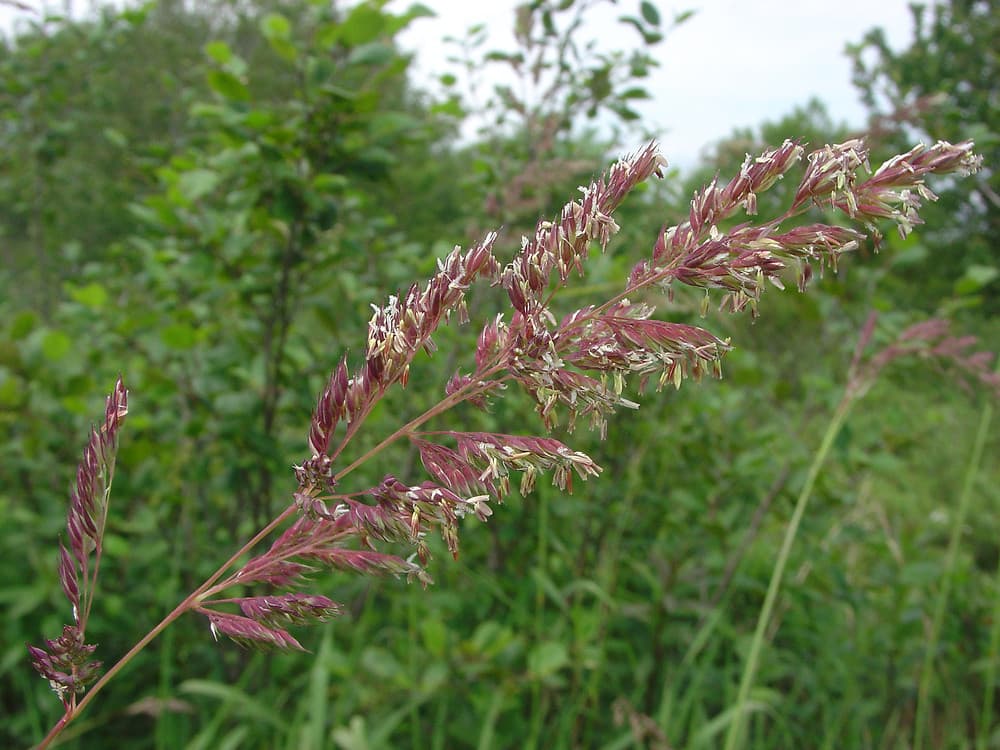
[237,593,342,628]
[30,135,993,750]
[202,610,305,652]
[26,627,101,705]
[849,313,1000,400]
[271,139,986,641]
[28,378,128,704]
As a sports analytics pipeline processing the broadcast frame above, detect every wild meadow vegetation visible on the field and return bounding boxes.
[2,1,999,748]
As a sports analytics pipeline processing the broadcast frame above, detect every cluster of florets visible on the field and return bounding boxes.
[28,379,127,701]
[207,137,986,651]
[32,138,989,661]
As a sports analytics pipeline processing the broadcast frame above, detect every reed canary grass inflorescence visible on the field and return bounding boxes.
[30,138,991,748]
[27,378,128,706]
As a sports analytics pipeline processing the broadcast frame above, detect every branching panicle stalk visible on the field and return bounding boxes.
[31,139,991,749]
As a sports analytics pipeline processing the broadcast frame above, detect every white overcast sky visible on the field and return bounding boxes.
[398,0,922,169]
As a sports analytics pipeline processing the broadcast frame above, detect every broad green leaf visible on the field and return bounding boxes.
[206,69,249,102]
[429,97,465,118]
[189,102,228,121]
[610,102,641,121]
[468,621,514,657]
[420,617,448,656]
[339,3,387,46]
[260,13,290,40]
[0,371,25,409]
[360,646,403,681]
[120,5,149,23]
[60,395,91,416]
[356,146,396,169]
[889,243,929,267]
[620,86,651,100]
[347,42,396,67]
[542,10,555,36]
[316,22,341,48]
[386,2,435,34]
[420,662,448,693]
[204,40,232,64]
[311,173,349,192]
[640,0,660,25]
[404,3,435,20]
[268,39,299,62]
[0,341,20,369]
[67,282,108,310]
[211,143,260,170]
[102,127,127,147]
[41,329,72,361]
[242,110,275,130]
[331,716,368,750]
[260,13,296,61]
[527,641,568,677]
[127,202,166,228]
[103,532,131,558]
[485,51,524,65]
[954,264,998,295]
[319,81,359,100]
[9,311,37,340]
[177,169,220,203]
[623,17,663,45]
[587,68,612,101]
[160,323,198,350]
[369,111,421,137]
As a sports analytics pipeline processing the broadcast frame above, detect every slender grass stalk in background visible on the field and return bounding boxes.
[724,313,1000,750]
[723,395,853,750]
[982,498,1000,750]
[939,361,998,750]
[526,487,550,750]
[907,338,1000,749]
[304,625,335,750]
[27,140,995,749]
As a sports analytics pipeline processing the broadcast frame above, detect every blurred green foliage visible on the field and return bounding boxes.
[847,0,1000,314]
[1,1,997,748]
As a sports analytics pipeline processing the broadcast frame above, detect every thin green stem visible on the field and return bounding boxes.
[917,387,994,749]
[723,394,854,750]
[332,365,507,482]
[980,520,1000,750]
[526,487,550,750]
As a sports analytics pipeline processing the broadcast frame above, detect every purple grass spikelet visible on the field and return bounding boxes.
[28,377,128,703]
[202,610,306,652]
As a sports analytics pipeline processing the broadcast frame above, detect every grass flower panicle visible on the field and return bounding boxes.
[848,312,1000,400]
[29,138,993,749]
